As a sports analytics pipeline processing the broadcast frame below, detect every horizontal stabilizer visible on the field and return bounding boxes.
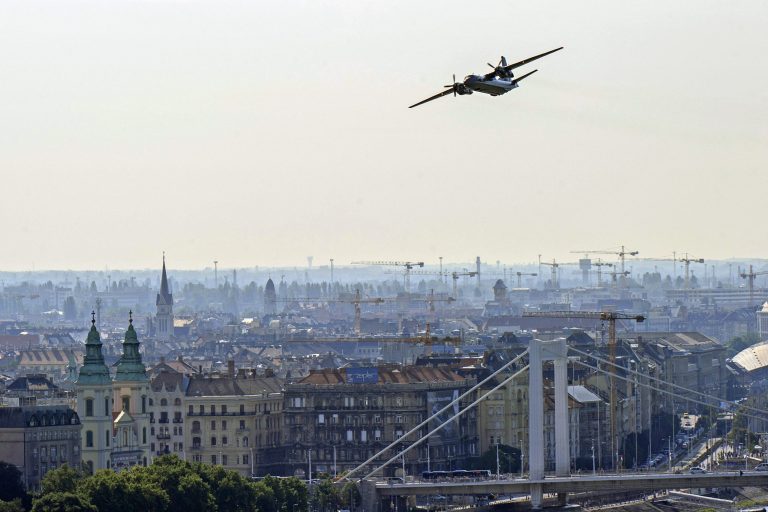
[512,69,538,84]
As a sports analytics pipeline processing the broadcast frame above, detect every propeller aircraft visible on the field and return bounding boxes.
[409,47,563,108]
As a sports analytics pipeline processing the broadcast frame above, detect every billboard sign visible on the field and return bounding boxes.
[427,389,460,443]
[346,367,378,384]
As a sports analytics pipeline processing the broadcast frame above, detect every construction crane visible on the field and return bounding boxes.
[571,246,639,288]
[515,271,537,288]
[275,289,385,335]
[450,271,478,298]
[740,265,768,307]
[593,260,614,288]
[423,289,455,313]
[522,310,645,470]
[539,259,576,289]
[607,270,631,288]
[351,260,424,293]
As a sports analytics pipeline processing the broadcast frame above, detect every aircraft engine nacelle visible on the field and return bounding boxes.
[456,85,473,96]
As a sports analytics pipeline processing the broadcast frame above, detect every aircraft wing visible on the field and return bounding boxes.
[503,47,563,72]
[409,88,454,109]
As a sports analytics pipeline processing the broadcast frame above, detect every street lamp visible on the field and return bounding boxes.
[591,443,596,475]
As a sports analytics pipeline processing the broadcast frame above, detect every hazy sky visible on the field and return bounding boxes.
[1,0,766,270]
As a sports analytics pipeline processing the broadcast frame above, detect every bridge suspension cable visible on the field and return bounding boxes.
[572,357,768,424]
[363,364,531,480]
[568,346,768,420]
[338,349,530,482]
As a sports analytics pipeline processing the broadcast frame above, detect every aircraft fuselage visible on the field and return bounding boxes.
[463,75,519,96]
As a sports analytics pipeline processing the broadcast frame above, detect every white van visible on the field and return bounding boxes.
[755,462,768,471]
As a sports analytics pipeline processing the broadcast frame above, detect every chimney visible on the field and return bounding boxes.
[227,358,235,378]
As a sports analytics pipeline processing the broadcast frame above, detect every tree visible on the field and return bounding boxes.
[144,456,214,512]
[310,478,341,512]
[341,482,361,510]
[469,444,521,474]
[0,462,26,503]
[63,297,77,321]
[31,492,96,512]
[41,465,84,495]
[0,500,24,512]
[77,469,169,512]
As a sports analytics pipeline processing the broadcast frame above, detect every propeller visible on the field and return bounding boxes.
[442,74,458,96]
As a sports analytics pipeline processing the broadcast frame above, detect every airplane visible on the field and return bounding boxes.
[408,47,563,108]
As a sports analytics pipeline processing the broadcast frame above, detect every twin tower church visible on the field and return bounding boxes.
[75,258,172,472]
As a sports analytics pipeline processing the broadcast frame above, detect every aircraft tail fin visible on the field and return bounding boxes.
[500,56,507,67]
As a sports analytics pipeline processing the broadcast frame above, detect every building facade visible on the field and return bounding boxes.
[283,366,478,478]
[185,364,283,476]
[0,406,81,491]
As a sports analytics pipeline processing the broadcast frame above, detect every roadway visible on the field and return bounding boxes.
[375,470,768,497]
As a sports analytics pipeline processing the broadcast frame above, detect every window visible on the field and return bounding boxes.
[105,397,110,416]
[374,415,381,424]
[239,420,245,430]
[243,437,249,447]
[374,429,381,441]
[142,396,146,414]
[106,430,110,447]
[175,398,182,406]
[243,454,249,465]
[222,455,228,466]
[189,405,194,415]
[222,420,227,430]
[222,405,227,414]
[395,429,403,439]
[346,430,353,442]
[160,398,168,407]
[395,415,403,424]
[395,397,403,407]
[199,405,204,414]
[210,405,215,415]
[211,437,217,446]
[122,397,130,412]
[85,398,94,417]
[240,404,245,414]
[192,421,200,433]
[222,436,228,446]
[361,430,367,442]
[318,414,325,424]
[211,421,216,430]
[143,427,147,444]
[86,431,93,447]
[211,455,217,465]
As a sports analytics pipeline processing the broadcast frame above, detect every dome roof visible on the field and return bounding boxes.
[493,279,507,290]
[732,339,768,373]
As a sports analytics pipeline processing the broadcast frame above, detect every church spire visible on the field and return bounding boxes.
[76,310,111,385]
[157,252,173,306]
[115,310,148,382]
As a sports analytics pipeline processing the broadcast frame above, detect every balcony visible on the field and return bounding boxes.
[159,418,169,424]
[191,445,203,450]
[191,428,201,434]
[172,418,183,423]
[236,427,250,434]
[156,433,171,440]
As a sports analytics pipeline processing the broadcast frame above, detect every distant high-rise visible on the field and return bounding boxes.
[156,254,174,340]
[264,278,277,315]
[758,302,768,341]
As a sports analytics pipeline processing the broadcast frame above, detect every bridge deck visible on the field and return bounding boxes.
[375,471,768,496]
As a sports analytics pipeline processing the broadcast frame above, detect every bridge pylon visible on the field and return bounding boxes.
[529,338,570,509]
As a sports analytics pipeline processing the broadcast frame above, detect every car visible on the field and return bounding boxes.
[755,463,768,471]
[689,466,706,474]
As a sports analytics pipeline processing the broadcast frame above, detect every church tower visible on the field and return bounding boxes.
[112,312,151,469]
[76,312,113,473]
[156,254,174,340]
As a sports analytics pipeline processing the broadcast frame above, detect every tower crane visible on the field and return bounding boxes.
[635,254,704,290]
[522,310,645,470]
[275,289,386,335]
[515,271,538,288]
[351,260,424,293]
[740,265,768,307]
[451,271,478,298]
[593,260,613,288]
[607,270,631,288]
[571,246,639,288]
[539,259,576,289]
